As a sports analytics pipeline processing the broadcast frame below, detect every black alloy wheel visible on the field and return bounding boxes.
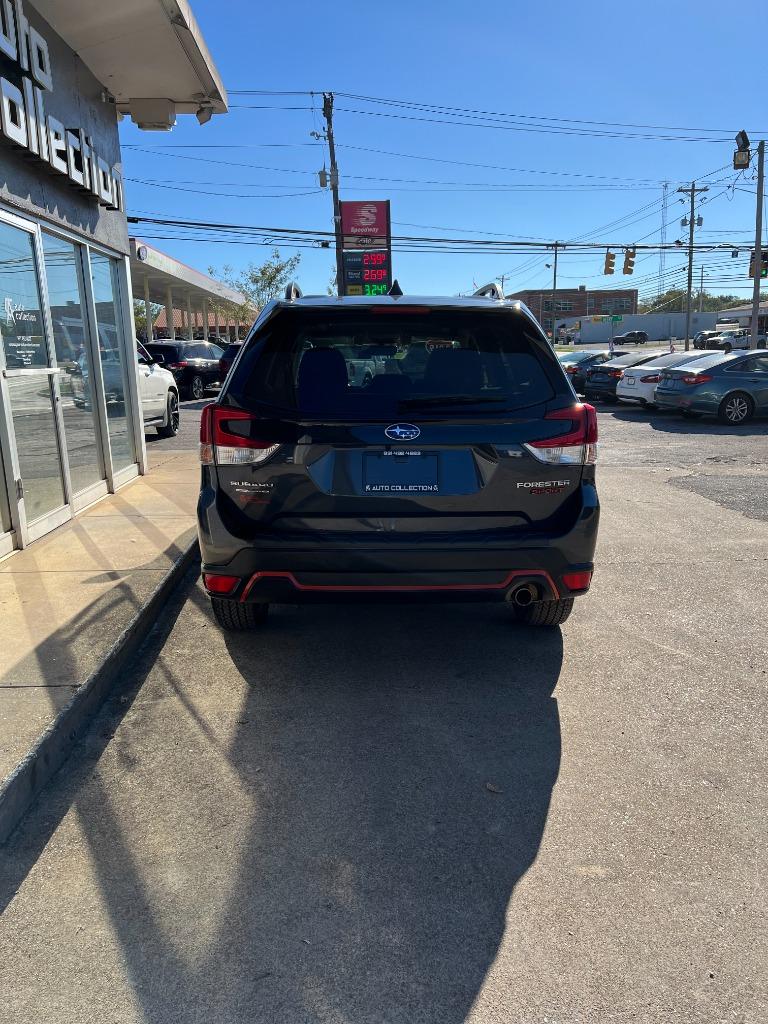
[157,391,180,437]
[190,375,205,400]
[718,391,754,425]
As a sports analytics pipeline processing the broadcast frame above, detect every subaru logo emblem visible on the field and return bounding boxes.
[385,423,420,441]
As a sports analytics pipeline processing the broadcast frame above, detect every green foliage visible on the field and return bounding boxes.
[209,249,301,320]
[639,289,768,314]
[133,300,162,336]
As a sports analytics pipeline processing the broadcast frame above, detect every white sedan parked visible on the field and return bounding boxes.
[616,352,715,409]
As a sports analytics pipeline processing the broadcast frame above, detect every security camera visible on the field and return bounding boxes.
[196,104,213,126]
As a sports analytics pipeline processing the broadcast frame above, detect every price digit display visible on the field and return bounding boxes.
[342,247,392,296]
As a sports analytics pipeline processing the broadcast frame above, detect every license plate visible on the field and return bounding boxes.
[363,453,439,494]
[591,373,607,382]
[623,377,635,386]
[662,379,679,390]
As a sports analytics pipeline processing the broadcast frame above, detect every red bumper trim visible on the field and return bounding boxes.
[240,569,560,602]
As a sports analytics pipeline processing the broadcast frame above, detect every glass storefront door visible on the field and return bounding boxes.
[0,207,141,550]
[42,233,106,502]
[89,252,135,474]
[0,218,70,539]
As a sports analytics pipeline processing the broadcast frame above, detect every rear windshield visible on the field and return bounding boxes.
[605,353,654,367]
[558,350,598,364]
[232,308,562,420]
[146,344,179,361]
[670,352,732,370]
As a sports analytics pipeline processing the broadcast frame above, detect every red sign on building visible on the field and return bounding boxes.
[340,200,390,248]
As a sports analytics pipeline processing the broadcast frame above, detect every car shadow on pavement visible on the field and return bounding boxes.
[1,587,564,1024]
[604,406,768,437]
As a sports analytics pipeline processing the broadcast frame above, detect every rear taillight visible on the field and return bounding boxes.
[167,360,188,369]
[199,404,280,466]
[523,404,598,465]
[640,374,661,384]
[562,570,592,592]
[565,365,578,374]
[203,573,239,595]
[682,374,712,385]
[608,369,624,379]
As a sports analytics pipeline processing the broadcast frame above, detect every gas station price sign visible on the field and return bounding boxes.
[342,249,392,296]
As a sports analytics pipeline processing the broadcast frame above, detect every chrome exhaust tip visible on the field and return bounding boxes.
[510,583,537,607]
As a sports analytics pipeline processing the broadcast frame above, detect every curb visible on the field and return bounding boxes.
[0,539,200,847]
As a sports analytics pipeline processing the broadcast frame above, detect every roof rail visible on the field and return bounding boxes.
[284,281,303,301]
[388,279,403,297]
[473,282,504,300]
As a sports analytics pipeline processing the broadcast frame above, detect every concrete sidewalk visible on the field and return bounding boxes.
[0,449,199,839]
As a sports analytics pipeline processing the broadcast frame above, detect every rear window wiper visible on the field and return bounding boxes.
[399,394,506,408]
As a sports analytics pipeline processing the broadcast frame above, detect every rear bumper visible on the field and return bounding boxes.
[616,382,654,404]
[584,382,618,400]
[198,483,600,604]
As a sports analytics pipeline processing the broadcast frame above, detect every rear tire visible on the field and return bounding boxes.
[211,598,269,631]
[514,598,574,626]
[156,392,179,437]
[718,391,754,425]
[190,374,205,400]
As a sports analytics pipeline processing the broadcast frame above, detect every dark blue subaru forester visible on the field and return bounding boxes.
[197,286,599,630]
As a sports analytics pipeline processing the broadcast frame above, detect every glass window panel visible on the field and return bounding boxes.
[89,252,134,472]
[42,233,104,495]
[7,376,66,521]
[0,219,66,522]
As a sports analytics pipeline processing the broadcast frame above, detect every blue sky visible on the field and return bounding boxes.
[120,0,767,302]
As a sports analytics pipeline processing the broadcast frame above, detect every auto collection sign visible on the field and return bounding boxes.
[0,0,123,209]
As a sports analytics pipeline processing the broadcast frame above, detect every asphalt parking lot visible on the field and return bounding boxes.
[2,398,767,1023]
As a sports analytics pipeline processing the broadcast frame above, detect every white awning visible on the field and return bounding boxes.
[129,239,247,308]
[33,0,227,127]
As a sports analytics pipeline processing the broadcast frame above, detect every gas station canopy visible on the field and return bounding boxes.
[129,238,251,340]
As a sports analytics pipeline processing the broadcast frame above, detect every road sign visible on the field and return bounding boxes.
[611,315,623,322]
[340,200,391,249]
[342,249,392,296]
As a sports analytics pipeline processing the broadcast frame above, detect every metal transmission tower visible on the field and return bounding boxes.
[657,183,669,301]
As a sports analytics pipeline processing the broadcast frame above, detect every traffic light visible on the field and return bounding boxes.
[603,250,615,275]
[748,250,768,279]
[623,248,636,275]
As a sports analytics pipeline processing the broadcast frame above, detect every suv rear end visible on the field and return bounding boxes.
[197,294,600,630]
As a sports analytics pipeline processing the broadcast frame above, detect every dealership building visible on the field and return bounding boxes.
[0,1,226,553]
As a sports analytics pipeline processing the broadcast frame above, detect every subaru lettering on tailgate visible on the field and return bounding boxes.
[385,423,421,441]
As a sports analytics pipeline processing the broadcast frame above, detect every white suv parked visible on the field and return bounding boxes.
[137,343,180,437]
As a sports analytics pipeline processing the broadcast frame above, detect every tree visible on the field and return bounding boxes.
[638,289,768,314]
[210,249,301,319]
[133,300,162,339]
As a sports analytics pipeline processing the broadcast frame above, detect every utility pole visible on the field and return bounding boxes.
[658,182,669,301]
[698,266,704,313]
[677,182,708,350]
[322,92,344,295]
[749,140,765,349]
[550,241,559,342]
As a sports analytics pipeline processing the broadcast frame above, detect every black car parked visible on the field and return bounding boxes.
[558,349,627,394]
[583,351,659,403]
[145,341,224,399]
[197,286,600,632]
[613,330,648,346]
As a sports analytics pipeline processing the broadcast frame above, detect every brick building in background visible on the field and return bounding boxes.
[506,285,639,336]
